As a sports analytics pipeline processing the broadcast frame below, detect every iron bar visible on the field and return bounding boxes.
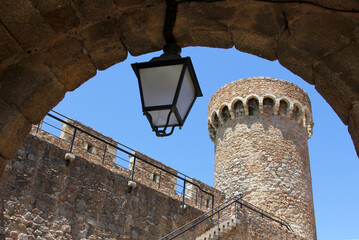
[159,194,243,240]
[47,112,214,202]
[102,145,107,164]
[181,180,186,214]
[36,121,41,133]
[69,127,77,153]
[159,192,292,240]
[211,194,215,214]
[158,171,162,188]
[131,157,136,181]
[217,210,220,233]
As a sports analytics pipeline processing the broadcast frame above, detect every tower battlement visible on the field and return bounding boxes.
[208,77,313,141]
[208,77,317,239]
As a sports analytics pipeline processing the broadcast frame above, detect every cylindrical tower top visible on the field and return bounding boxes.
[209,77,316,239]
[208,77,313,140]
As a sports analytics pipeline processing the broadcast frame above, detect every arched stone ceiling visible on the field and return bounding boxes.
[0,0,358,177]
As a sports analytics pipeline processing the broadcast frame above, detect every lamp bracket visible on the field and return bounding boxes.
[163,0,178,45]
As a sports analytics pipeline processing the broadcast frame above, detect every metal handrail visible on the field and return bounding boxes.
[238,198,293,231]
[160,194,293,240]
[159,193,243,240]
[38,111,215,210]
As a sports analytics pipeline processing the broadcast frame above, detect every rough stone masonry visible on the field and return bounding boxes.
[208,77,316,239]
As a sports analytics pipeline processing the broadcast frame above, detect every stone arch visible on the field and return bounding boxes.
[211,111,220,128]
[278,98,290,116]
[219,104,231,123]
[291,102,303,122]
[262,95,276,115]
[230,98,245,117]
[208,119,216,140]
[0,0,358,176]
[246,97,260,116]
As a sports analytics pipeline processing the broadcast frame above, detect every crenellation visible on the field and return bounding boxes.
[208,78,314,141]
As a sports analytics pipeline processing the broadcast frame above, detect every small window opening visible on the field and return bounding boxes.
[247,98,259,116]
[221,106,231,122]
[152,173,160,183]
[87,143,94,153]
[205,199,210,208]
[213,113,220,127]
[234,101,244,117]
[291,105,301,120]
[248,106,254,116]
[263,98,274,114]
[279,100,288,116]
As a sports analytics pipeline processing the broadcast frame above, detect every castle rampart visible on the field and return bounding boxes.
[209,77,316,239]
[30,116,219,212]
[0,133,302,240]
[0,109,307,239]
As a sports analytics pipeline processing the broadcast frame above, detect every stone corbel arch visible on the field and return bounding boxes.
[1,0,359,178]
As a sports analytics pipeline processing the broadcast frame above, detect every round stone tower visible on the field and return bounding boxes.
[208,77,316,239]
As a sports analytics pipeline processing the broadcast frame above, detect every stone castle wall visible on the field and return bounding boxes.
[30,120,220,211]
[0,133,301,240]
[0,135,206,240]
[222,206,303,240]
[209,77,316,239]
[0,109,306,239]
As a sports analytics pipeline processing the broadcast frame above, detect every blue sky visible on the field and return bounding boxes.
[53,47,358,240]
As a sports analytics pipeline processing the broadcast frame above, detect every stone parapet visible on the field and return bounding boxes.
[30,117,219,212]
[208,77,313,141]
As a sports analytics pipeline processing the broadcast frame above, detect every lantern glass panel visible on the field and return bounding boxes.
[175,68,196,120]
[139,64,183,107]
[147,109,179,127]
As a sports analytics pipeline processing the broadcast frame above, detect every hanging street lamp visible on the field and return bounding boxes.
[131,0,202,137]
[131,43,202,137]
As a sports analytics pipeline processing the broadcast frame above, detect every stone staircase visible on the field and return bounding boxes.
[196,216,240,240]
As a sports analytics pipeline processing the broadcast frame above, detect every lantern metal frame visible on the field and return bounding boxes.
[131,46,202,137]
[131,0,205,137]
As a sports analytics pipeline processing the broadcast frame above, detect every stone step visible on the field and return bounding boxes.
[196,216,239,240]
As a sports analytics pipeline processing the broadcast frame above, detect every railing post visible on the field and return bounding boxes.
[69,128,77,153]
[235,201,237,219]
[131,157,136,181]
[217,210,220,232]
[102,145,107,164]
[211,194,215,214]
[181,180,186,214]
[192,225,196,240]
[36,120,42,133]
[158,171,162,188]
[195,188,198,205]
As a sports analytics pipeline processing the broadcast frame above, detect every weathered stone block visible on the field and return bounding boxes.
[276,35,315,85]
[176,2,234,49]
[0,61,66,123]
[0,0,55,49]
[0,24,23,65]
[0,155,5,181]
[43,38,97,91]
[0,99,31,160]
[72,0,115,22]
[31,0,80,32]
[286,12,355,59]
[349,102,359,157]
[81,20,127,70]
[119,5,165,56]
[233,30,276,61]
[314,62,351,124]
